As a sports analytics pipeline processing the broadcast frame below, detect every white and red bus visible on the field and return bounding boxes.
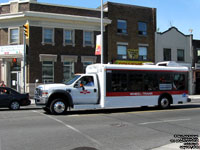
[35,62,191,115]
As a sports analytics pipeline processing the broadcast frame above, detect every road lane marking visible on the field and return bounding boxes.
[32,110,102,146]
[139,118,191,125]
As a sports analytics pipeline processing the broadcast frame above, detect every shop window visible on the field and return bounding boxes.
[9,28,19,44]
[177,49,185,61]
[117,19,127,34]
[163,48,171,61]
[64,30,75,46]
[63,62,74,82]
[42,61,54,83]
[138,22,147,36]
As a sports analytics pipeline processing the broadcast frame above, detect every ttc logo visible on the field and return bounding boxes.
[80,90,91,94]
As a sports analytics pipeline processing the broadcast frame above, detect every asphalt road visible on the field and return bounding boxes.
[0,103,200,150]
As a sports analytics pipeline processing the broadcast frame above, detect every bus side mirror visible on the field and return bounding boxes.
[80,83,85,90]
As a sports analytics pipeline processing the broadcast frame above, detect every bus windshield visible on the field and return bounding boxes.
[63,75,81,85]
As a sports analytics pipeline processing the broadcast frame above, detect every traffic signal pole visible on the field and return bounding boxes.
[23,31,26,93]
[23,21,29,93]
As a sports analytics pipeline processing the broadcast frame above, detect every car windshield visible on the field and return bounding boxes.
[63,75,81,85]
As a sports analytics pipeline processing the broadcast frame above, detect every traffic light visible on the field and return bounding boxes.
[12,58,17,67]
[23,21,29,39]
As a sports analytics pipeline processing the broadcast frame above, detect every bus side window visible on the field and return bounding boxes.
[144,73,158,91]
[111,73,128,92]
[129,73,143,91]
[173,74,185,90]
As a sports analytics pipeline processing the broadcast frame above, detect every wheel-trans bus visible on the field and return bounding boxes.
[34,63,191,115]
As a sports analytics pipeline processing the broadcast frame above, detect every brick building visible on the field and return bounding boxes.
[104,2,156,64]
[0,0,156,96]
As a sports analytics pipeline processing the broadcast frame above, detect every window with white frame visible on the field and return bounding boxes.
[117,45,127,59]
[83,31,93,47]
[42,61,54,83]
[43,28,54,44]
[63,61,74,82]
[9,28,19,44]
[64,29,74,46]
[139,46,147,60]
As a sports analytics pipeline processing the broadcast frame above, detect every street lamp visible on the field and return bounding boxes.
[101,0,103,64]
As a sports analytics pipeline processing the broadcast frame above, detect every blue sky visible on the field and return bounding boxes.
[1,0,200,39]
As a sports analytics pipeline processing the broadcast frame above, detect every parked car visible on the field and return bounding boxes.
[0,87,31,110]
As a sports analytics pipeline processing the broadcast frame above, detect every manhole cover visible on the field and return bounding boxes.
[71,147,98,150]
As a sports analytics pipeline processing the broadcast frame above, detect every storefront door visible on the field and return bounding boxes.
[11,71,21,92]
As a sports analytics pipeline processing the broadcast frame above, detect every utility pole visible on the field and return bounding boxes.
[101,0,104,64]
[23,21,29,93]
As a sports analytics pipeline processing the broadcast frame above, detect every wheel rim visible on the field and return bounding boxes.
[160,98,169,108]
[11,101,20,110]
[53,101,66,114]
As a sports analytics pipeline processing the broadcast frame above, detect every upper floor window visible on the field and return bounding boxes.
[139,46,147,60]
[64,29,75,46]
[42,28,54,45]
[117,20,127,34]
[138,22,147,36]
[117,45,127,59]
[83,31,94,47]
[9,28,19,44]
[163,48,171,61]
[177,49,184,61]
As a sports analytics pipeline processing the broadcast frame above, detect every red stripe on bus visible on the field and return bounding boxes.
[106,91,188,97]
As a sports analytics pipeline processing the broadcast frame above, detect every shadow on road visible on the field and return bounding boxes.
[44,103,200,116]
[1,103,200,115]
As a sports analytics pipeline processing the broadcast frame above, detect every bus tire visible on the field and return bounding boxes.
[158,96,171,109]
[50,99,68,115]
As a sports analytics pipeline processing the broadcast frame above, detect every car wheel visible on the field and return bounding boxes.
[158,96,170,109]
[10,101,20,110]
[50,99,67,115]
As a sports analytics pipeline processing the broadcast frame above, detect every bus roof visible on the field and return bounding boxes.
[86,63,189,73]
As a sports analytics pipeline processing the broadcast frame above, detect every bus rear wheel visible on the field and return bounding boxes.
[158,96,170,109]
[50,99,68,115]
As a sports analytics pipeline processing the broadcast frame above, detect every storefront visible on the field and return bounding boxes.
[0,45,25,92]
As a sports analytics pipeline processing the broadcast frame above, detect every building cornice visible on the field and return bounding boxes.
[0,11,111,24]
[0,11,111,31]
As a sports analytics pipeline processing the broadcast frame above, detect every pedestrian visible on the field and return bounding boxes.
[0,81,6,87]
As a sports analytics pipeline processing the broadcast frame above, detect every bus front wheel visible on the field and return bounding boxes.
[158,96,170,109]
[50,99,68,115]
